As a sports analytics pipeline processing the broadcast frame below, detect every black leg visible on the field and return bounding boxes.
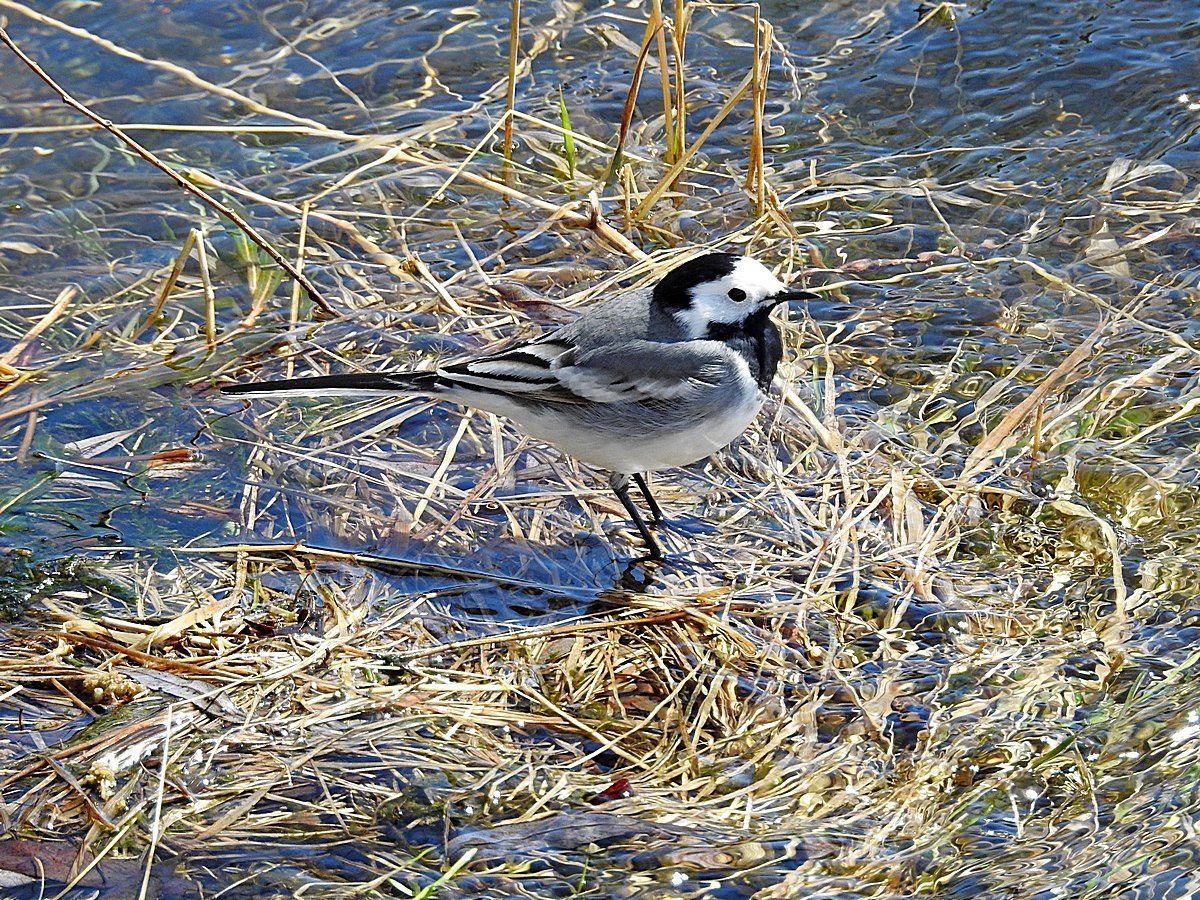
[631,472,665,525]
[608,473,663,559]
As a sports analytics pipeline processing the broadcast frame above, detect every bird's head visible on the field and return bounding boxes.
[652,252,816,339]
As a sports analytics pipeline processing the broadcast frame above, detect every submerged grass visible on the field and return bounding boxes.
[1,0,1200,897]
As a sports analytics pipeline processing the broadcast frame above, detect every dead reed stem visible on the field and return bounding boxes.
[0,26,341,316]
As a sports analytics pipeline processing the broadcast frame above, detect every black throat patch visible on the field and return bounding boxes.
[707,308,784,391]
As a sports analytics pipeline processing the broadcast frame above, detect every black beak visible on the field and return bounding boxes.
[770,288,819,308]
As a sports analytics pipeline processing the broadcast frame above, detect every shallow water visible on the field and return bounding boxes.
[1,0,1199,897]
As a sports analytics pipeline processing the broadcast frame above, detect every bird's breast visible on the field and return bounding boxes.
[496,386,767,475]
[706,315,783,390]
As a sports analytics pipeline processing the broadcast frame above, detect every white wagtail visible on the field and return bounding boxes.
[222,253,815,559]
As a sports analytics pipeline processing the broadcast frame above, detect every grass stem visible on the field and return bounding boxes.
[0,25,340,317]
[502,0,521,174]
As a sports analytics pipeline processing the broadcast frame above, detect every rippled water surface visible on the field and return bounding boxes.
[1,0,1199,897]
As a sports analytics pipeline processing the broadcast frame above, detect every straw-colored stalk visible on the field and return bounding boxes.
[129,230,203,344]
[604,9,662,185]
[287,201,313,376]
[652,0,677,164]
[670,0,690,171]
[502,0,521,173]
[0,285,76,379]
[745,8,771,212]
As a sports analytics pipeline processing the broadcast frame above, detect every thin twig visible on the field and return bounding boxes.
[0,25,341,317]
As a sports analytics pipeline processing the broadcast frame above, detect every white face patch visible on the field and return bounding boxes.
[672,257,788,338]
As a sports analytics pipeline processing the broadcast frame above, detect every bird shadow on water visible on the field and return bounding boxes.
[282,519,722,631]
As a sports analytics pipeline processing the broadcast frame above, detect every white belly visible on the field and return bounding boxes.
[473,390,767,474]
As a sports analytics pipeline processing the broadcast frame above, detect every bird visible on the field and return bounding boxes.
[221,252,816,559]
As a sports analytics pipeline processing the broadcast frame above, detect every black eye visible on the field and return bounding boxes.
[727,288,747,302]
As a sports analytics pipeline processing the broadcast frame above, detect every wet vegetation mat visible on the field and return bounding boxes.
[2,0,1200,897]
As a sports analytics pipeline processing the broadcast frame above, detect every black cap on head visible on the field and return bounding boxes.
[652,252,740,309]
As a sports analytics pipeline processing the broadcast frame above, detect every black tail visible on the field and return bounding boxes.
[221,371,440,398]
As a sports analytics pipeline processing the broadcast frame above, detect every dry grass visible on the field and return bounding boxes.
[4,267,1198,894]
[1,1,1199,897]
